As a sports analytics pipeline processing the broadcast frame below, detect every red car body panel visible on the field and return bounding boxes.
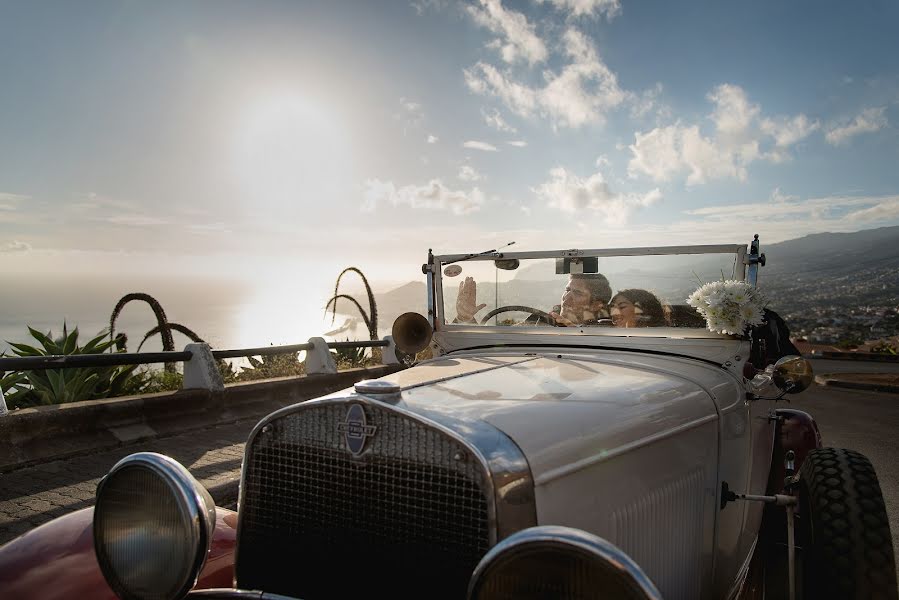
[768,407,824,493]
[0,505,238,600]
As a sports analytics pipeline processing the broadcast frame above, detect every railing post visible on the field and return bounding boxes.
[305,337,337,374]
[0,386,8,417]
[380,335,400,365]
[182,343,224,391]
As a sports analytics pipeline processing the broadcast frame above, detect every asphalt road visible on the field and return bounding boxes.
[808,357,899,375]
[787,380,899,580]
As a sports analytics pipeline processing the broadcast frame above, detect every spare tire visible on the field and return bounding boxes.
[797,447,897,600]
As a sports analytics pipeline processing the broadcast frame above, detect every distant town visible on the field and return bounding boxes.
[765,265,899,351]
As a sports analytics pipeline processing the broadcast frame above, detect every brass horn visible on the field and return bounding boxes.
[392,312,433,355]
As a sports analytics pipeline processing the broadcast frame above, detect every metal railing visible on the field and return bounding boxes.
[0,339,390,372]
[0,337,398,415]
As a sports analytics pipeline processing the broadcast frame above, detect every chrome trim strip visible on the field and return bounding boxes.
[535,414,719,486]
[468,525,663,600]
[94,452,215,600]
[394,397,537,542]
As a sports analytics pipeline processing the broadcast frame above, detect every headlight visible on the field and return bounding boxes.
[467,525,663,600]
[93,452,216,600]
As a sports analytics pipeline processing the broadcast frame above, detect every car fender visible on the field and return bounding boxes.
[767,408,823,494]
[0,505,238,600]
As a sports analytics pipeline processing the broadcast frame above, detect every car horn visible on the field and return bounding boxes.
[392,312,433,355]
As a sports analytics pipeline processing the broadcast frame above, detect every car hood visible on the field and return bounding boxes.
[348,353,722,485]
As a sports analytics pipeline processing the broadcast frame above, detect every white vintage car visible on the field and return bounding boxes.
[3,237,895,600]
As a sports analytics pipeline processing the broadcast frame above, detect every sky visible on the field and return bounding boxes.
[2,0,899,292]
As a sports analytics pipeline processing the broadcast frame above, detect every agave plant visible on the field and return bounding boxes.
[325,267,378,341]
[2,323,146,409]
[110,293,176,372]
[331,339,369,369]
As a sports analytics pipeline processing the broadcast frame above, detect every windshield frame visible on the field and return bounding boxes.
[431,243,749,338]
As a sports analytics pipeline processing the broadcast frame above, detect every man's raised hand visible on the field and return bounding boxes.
[456,276,486,322]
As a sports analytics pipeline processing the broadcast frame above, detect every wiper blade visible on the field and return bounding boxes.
[443,241,515,265]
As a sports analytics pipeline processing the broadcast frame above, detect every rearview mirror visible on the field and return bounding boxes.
[555,256,598,274]
[494,259,520,270]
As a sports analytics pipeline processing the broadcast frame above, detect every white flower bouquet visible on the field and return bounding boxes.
[686,280,768,335]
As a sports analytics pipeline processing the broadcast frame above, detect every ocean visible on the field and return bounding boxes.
[0,273,390,370]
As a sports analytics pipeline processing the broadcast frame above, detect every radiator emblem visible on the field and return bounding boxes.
[337,404,377,456]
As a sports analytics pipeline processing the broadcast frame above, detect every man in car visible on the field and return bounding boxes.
[454,273,612,326]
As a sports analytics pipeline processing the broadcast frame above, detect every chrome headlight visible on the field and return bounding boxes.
[467,526,663,600]
[93,452,216,600]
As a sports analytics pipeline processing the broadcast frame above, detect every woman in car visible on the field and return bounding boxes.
[609,289,667,328]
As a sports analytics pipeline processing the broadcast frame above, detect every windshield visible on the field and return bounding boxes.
[438,250,743,329]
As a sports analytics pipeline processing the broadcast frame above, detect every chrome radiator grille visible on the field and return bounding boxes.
[235,401,492,599]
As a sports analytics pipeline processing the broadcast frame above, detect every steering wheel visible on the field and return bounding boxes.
[479,305,557,326]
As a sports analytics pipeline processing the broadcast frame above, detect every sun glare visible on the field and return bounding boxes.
[234,91,353,212]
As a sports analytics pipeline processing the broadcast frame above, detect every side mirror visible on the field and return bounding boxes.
[772,355,813,394]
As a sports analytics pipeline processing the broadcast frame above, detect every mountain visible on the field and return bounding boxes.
[374,281,428,325]
[760,226,899,278]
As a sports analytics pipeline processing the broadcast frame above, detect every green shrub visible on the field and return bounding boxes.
[236,351,306,381]
[2,323,148,408]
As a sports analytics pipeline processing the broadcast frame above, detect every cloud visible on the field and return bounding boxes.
[465,28,626,129]
[105,214,169,227]
[71,192,136,212]
[536,0,621,19]
[532,165,661,225]
[684,193,896,221]
[629,82,670,121]
[1,240,32,253]
[770,187,798,203]
[466,0,547,65]
[459,165,483,181]
[760,114,820,148]
[628,84,819,185]
[825,107,888,145]
[410,0,449,15]
[845,197,899,222]
[482,107,517,133]
[613,193,899,248]
[427,134,439,144]
[188,222,232,234]
[0,192,30,205]
[507,140,527,147]
[362,178,485,215]
[463,140,499,151]
[396,96,424,133]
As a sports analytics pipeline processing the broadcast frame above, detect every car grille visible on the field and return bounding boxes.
[235,401,492,599]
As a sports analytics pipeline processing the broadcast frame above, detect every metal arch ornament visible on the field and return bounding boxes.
[337,404,377,456]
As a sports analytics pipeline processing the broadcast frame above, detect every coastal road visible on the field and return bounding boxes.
[808,357,899,375]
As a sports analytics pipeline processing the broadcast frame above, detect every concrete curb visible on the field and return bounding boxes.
[814,376,899,394]
[0,365,405,473]
[208,478,240,510]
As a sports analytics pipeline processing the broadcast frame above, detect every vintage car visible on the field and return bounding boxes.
[1,236,896,600]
